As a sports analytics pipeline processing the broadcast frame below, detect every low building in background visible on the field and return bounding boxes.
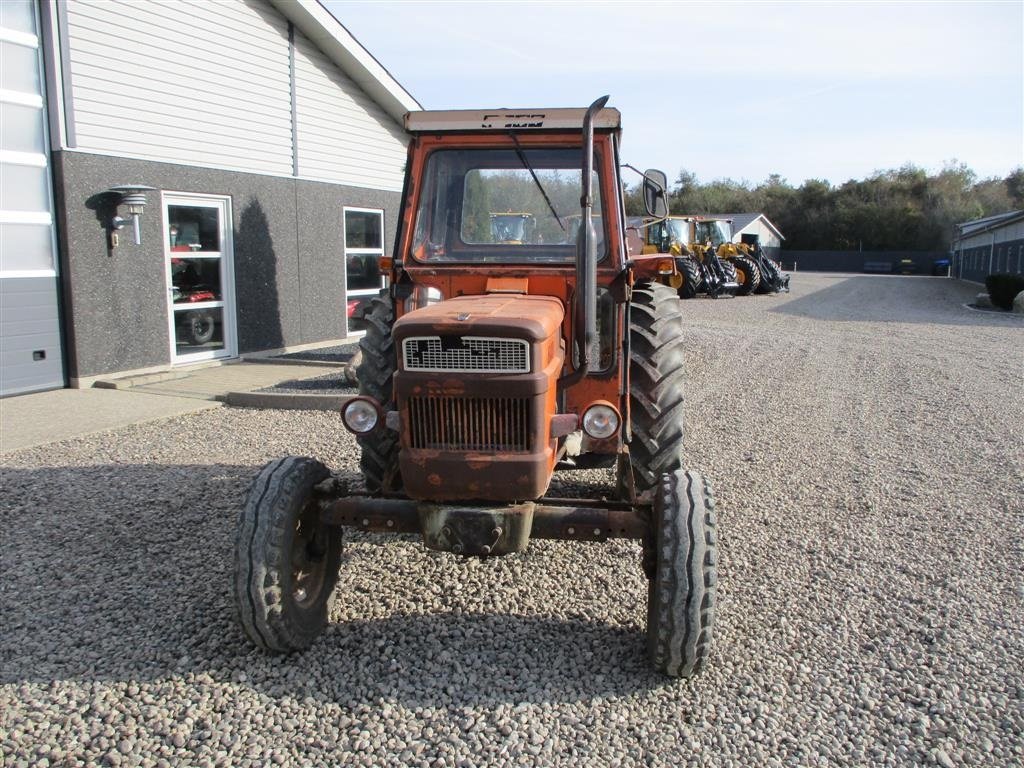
[952,211,1024,284]
[0,0,419,396]
[706,213,785,262]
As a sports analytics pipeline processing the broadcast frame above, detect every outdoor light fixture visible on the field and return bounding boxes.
[107,184,156,247]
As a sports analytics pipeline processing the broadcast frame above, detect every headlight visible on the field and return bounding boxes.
[582,403,620,439]
[342,398,380,434]
[403,285,443,313]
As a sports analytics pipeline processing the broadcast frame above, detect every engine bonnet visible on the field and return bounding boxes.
[393,294,564,342]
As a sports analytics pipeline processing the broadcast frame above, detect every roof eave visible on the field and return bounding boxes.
[269,0,422,123]
[956,210,1024,238]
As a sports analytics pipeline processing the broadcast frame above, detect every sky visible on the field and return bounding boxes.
[323,0,1024,188]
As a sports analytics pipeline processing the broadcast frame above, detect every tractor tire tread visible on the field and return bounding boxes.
[733,256,761,295]
[678,257,701,299]
[355,295,403,493]
[647,469,717,677]
[622,281,687,498]
[234,456,338,653]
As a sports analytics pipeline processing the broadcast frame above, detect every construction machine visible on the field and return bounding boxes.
[489,212,535,244]
[634,216,739,299]
[738,234,790,293]
[232,98,718,678]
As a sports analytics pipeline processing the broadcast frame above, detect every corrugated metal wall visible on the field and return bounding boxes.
[293,28,406,191]
[953,221,1024,283]
[0,0,65,396]
[65,0,294,175]
[63,0,408,190]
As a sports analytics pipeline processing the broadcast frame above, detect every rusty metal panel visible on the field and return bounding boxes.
[408,395,531,452]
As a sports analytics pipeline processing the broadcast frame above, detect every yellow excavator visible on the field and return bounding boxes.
[631,216,738,299]
[489,212,535,244]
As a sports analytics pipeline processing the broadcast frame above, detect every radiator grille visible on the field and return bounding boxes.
[408,396,531,452]
[403,336,530,373]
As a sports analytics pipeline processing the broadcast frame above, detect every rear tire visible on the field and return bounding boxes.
[235,457,341,653]
[355,295,403,493]
[677,257,701,299]
[620,281,686,500]
[732,256,761,295]
[647,469,717,677]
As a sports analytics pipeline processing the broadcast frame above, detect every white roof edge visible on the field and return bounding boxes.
[405,107,622,133]
[754,213,786,241]
[705,212,786,241]
[269,0,422,123]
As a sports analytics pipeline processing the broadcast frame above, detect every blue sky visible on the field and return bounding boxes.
[324,1,1023,187]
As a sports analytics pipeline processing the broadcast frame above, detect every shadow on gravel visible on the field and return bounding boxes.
[0,464,665,706]
[277,342,360,364]
[258,374,357,394]
[771,274,1021,326]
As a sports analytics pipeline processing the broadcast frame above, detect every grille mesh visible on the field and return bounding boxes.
[408,396,531,452]
[403,336,529,373]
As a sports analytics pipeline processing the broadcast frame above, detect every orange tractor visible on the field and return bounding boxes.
[234,98,718,678]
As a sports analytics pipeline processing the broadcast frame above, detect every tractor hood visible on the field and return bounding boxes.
[393,294,564,343]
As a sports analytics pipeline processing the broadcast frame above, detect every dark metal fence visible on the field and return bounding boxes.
[779,251,950,275]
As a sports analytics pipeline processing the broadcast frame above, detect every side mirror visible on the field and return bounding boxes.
[642,169,669,219]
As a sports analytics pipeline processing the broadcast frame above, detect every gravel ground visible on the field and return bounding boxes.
[277,343,361,364]
[257,370,357,396]
[2,274,1022,768]
[260,343,360,395]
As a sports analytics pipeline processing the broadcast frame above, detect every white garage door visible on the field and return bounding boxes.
[0,0,64,396]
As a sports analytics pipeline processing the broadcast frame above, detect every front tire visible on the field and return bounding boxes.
[647,469,718,677]
[732,257,761,295]
[234,456,341,653]
[677,257,702,299]
[355,295,403,493]
[620,281,687,500]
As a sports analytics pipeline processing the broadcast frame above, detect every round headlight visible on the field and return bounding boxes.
[403,285,444,313]
[342,398,379,434]
[582,403,620,439]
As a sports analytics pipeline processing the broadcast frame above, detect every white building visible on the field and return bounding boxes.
[706,213,784,260]
[0,0,419,396]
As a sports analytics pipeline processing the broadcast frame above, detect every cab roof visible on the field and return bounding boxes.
[404,107,622,133]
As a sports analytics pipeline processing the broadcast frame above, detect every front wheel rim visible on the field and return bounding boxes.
[290,503,329,607]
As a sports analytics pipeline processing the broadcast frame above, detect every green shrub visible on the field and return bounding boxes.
[985,273,1024,311]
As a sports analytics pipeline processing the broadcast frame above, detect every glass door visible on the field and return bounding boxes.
[344,207,385,335]
[163,193,236,363]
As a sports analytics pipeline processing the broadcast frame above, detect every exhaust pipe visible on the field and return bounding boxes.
[562,95,608,387]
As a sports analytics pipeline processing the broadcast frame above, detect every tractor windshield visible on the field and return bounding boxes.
[411,147,606,263]
[694,220,731,248]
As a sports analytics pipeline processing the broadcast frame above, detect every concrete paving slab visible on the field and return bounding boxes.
[0,388,220,454]
[128,362,336,401]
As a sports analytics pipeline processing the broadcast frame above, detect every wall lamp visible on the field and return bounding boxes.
[107,184,156,247]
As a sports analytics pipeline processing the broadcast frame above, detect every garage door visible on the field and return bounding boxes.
[0,0,64,396]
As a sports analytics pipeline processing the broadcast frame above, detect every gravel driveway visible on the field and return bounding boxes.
[2,274,1022,768]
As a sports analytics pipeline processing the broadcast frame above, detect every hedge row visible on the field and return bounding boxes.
[985,273,1024,310]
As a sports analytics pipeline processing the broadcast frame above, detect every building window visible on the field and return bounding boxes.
[344,207,384,335]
